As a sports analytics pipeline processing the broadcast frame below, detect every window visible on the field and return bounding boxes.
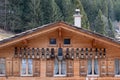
[0,58,5,76]
[64,38,71,45]
[87,59,99,76]
[54,58,66,76]
[49,38,56,45]
[115,59,120,76]
[21,59,33,76]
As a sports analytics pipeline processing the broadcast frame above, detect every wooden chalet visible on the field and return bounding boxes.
[0,21,119,80]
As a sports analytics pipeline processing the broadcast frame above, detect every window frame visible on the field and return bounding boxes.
[115,58,120,77]
[21,58,33,76]
[0,58,6,76]
[48,38,58,46]
[87,59,99,77]
[63,37,72,46]
[54,58,66,77]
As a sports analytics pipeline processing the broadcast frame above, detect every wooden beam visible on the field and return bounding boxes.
[58,28,62,48]
[92,39,96,48]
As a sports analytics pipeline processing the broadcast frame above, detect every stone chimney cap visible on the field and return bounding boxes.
[75,9,80,12]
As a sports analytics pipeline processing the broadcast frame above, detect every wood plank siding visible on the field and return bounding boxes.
[0,22,119,80]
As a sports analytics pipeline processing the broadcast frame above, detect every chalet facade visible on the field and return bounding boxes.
[0,21,119,80]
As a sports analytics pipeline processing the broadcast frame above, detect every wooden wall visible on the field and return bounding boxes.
[0,27,119,80]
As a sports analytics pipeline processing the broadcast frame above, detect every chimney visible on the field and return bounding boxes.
[73,9,82,28]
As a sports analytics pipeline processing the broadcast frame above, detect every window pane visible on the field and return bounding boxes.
[94,59,99,75]
[61,60,66,75]
[54,58,59,75]
[88,59,92,75]
[21,59,26,75]
[50,38,56,44]
[64,39,70,45]
[115,59,119,75]
[0,58,5,75]
[28,59,33,75]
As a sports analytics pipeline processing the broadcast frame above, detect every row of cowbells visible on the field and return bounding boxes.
[14,47,106,59]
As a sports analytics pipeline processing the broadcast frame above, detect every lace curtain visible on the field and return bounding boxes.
[0,58,5,75]
[94,59,98,75]
[115,59,120,75]
[21,59,26,75]
[61,60,66,75]
[54,58,59,75]
[88,59,92,75]
[28,59,33,75]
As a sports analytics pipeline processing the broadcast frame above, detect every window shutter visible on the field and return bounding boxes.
[13,58,20,76]
[67,60,74,77]
[107,58,114,77]
[79,60,87,76]
[6,58,13,76]
[46,59,54,77]
[33,59,40,77]
[100,59,107,76]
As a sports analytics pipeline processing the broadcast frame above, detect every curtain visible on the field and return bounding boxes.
[115,59,119,75]
[54,58,59,75]
[28,59,33,75]
[61,60,66,75]
[88,59,92,75]
[21,59,26,75]
[0,58,5,74]
[94,59,98,75]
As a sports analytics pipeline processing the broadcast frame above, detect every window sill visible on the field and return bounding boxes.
[87,75,99,77]
[48,44,58,47]
[115,75,120,77]
[54,75,66,77]
[21,74,33,77]
[0,74,5,76]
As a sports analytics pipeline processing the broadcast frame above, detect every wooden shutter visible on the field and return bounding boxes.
[67,60,74,77]
[46,59,54,77]
[6,58,13,76]
[33,59,40,77]
[79,59,87,76]
[13,58,20,76]
[107,58,114,77]
[100,59,107,77]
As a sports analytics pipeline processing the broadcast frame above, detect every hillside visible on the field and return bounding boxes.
[0,0,120,38]
[0,29,14,41]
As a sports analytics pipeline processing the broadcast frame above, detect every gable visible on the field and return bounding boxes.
[0,21,119,49]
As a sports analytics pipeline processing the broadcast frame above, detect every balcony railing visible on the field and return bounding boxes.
[14,47,106,59]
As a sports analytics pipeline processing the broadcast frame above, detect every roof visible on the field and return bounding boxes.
[0,21,120,46]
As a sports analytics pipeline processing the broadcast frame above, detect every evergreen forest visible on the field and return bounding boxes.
[0,0,120,38]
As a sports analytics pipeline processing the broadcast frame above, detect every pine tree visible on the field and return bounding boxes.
[94,10,106,35]
[55,0,73,24]
[26,0,42,29]
[6,0,24,33]
[108,0,115,21]
[107,18,115,38]
[40,0,63,24]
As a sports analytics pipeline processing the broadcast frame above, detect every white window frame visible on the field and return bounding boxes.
[87,59,99,77]
[54,58,66,77]
[0,58,5,76]
[21,58,33,76]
